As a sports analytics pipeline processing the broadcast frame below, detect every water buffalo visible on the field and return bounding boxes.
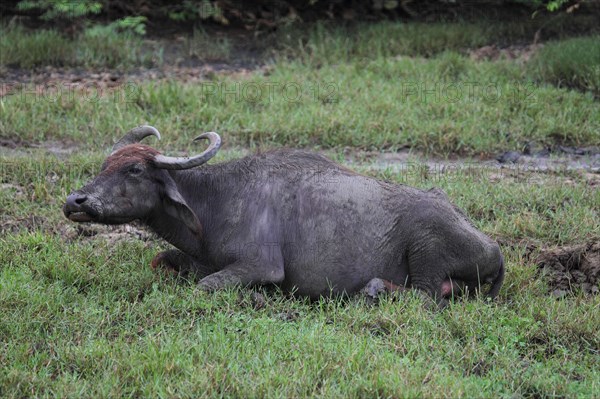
[64,125,504,305]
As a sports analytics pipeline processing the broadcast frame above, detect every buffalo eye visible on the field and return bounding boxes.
[127,165,144,176]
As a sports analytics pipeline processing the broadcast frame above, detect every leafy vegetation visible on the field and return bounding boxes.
[16,0,102,20]
[9,0,590,29]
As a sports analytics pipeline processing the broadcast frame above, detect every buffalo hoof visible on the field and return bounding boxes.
[150,252,179,276]
[360,278,407,304]
[360,278,450,311]
[360,278,388,299]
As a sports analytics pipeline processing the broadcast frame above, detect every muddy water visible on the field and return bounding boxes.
[344,148,600,174]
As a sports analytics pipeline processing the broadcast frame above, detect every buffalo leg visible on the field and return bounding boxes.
[150,249,212,278]
[360,278,408,299]
[196,259,285,292]
[441,278,467,298]
[359,278,451,310]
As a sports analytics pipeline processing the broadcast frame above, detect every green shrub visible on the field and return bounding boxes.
[17,0,102,20]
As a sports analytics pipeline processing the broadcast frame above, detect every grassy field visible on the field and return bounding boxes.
[1,150,598,397]
[1,19,599,398]
[3,53,599,155]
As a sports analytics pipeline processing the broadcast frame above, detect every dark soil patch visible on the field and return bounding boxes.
[469,44,543,63]
[0,63,267,96]
[464,359,490,377]
[496,236,540,260]
[277,310,300,322]
[537,241,600,296]
[0,137,79,153]
[0,138,31,149]
[496,144,600,172]
[237,291,268,311]
[0,214,46,234]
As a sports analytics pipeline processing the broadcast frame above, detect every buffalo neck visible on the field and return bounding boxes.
[144,167,225,259]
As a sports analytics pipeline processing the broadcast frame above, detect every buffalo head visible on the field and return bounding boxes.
[63,125,221,235]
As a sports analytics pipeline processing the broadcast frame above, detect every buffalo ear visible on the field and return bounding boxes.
[162,182,202,236]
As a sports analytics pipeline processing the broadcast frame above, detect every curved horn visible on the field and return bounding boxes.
[111,125,161,154]
[152,132,221,170]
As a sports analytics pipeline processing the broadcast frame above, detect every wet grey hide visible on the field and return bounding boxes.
[64,126,504,305]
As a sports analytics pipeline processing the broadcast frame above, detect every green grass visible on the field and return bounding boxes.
[0,25,72,68]
[528,36,600,96]
[276,15,600,64]
[3,15,600,70]
[1,152,599,397]
[183,28,232,61]
[277,22,493,64]
[0,24,160,69]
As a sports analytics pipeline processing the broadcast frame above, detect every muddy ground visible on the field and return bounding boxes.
[0,27,266,94]
[537,242,600,296]
[0,211,157,248]
[2,134,599,174]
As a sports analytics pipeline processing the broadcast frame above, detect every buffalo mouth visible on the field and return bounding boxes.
[67,211,95,222]
[64,205,99,223]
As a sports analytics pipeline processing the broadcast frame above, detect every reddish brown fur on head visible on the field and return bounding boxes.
[65,137,204,238]
[102,144,160,173]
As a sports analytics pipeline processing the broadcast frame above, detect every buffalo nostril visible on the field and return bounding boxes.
[75,196,87,204]
[66,193,88,208]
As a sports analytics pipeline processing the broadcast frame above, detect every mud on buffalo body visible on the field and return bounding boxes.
[64,125,505,304]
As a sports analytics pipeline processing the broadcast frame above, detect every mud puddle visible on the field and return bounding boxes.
[340,146,600,184]
[2,139,600,182]
[469,43,543,63]
[537,242,600,296]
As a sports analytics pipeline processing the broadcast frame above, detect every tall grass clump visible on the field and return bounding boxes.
[528,36,600,95]
[0,24,71,68]
[279,22,493,64]
[183,27,232,61]
[76,24,158,68]
[0,23,158,69]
